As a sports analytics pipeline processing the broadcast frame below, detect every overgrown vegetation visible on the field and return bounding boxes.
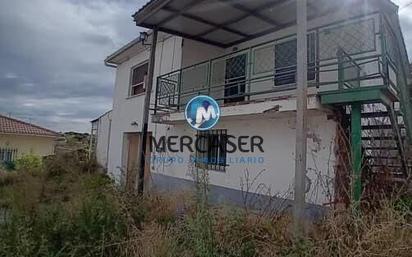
[0,155,411,257]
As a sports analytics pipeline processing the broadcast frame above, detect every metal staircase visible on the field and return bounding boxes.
[319,46,412,202]
[360,103,410,183]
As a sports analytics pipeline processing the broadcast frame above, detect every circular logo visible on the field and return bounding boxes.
[185,95,220,131]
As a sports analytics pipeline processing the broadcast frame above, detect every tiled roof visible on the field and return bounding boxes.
[0,114,60,137]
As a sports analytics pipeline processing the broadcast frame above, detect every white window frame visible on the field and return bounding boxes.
[129,62,148,97]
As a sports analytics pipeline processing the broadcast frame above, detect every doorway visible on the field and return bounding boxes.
[124,132,152,191]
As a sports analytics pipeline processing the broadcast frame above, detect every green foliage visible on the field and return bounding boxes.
[0,156,410,257]
[184,206,217,257]
[395,195,412,213]
[0,155,128,257]
[1,160,15,171]
[281,239,314,257]
[15,154,42,173]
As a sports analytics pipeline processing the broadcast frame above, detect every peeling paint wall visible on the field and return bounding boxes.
[150,111,337,206]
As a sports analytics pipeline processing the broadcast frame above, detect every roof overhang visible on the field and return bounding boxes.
[132,0,387,48]
[0,132,61,138]
[91,110,112,123]
[104,37,145,66]
[105,31,176,65]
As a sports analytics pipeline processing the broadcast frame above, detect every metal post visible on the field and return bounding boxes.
[293,0,308,236]
[207,60,212,96]
[337,49,344,90]
[379,14,389,88]
[247,48,253,101]
[154,77,159,115]
[177,70,182,111]
[137,29,158,195]
[351,102,362,207]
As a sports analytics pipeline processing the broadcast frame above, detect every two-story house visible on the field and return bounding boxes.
[99,0,412,212]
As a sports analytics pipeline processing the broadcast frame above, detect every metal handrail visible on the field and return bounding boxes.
[156,54,385,110]
[154,15,407,116]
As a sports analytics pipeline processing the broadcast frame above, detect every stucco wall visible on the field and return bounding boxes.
[0,134,56,158]
[107,35,182,180]
[181,39,225,67]
[150,111,337,206]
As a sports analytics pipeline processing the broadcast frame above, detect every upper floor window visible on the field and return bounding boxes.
[274,33,316,86]
[130,62,148,96]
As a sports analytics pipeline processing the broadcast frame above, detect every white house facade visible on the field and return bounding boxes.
[99,0,412,213]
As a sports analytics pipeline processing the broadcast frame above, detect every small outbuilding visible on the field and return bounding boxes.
[0,114,60,163]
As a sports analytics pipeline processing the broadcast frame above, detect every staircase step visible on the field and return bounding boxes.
[364,146,399,150]
[362,124,405,130]
[361,111,401,118]
[362,136,396,140]
[365,156,400,160]
[361,112,389,118]
[370,164,403,168]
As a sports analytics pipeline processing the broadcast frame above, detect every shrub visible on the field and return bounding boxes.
[0,158,130,257]
[1,155,411,257]
[15,154,42,173]
[1,160,15,171]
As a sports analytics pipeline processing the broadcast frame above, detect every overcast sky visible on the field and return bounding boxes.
[0,0,411,133]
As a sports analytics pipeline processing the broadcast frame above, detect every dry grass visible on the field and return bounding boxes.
[0,154,411,257]
[312,201,412,257]
[114,196,411,257]
[120,222,190,257]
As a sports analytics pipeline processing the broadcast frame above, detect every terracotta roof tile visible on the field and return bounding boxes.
[0,114,60,137]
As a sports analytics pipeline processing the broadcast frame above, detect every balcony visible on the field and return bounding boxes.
[154,15,403,116]
[154,14,408,121]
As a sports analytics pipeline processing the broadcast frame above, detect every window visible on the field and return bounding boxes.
[130,62,148,96]
[224,54,246,103]
[0,148,17,163]
[196,129,227,172]
[274,33,316,86]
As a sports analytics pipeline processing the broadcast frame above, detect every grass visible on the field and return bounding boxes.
[0,154,411,257]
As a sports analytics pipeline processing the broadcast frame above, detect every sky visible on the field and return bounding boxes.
[0,0,411,133]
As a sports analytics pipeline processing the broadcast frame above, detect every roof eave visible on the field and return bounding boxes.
[132,0,171,25]
[91,110,112,123]
[104,37,145,66]
[0,132,61,138]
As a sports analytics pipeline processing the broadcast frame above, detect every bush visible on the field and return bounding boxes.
[0,155,411,257]
[0,154,130,257]
[15,154,42,173]
[1,160,15,171]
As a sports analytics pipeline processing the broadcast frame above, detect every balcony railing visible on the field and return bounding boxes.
[154,14,405,114]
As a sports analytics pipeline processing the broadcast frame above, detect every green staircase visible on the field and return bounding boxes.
[319,48,412,203]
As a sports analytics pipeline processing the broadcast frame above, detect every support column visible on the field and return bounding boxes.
[137,29,158,195]
[351,103,362,206]
[294,0,308,236]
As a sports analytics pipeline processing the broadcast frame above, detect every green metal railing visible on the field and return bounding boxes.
[154,13,411,142]
[337,48,361,90]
